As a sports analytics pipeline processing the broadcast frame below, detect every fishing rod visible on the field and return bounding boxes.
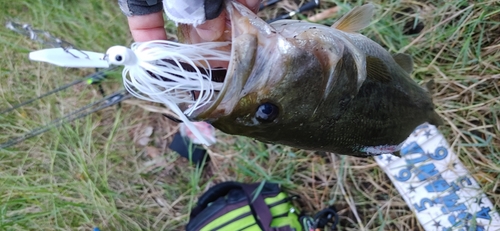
[0,90,131,149]
[259,0,282,11]
[1,22,128,149]
[0,67,117,115]
[266,0,320,23]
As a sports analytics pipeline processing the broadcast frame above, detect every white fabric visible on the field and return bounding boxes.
[163,0,206,26]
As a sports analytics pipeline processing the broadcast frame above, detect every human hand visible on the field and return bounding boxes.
[124,0,261,42]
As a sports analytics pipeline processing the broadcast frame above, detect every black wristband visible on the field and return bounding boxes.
[204,0,224,20]
[118,0,164,16]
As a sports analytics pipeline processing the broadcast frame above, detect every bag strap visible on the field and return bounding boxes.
[239,183,273,231]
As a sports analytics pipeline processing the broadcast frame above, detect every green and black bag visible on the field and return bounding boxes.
[186,181,338,231]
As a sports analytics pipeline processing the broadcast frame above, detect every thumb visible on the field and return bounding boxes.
[194,10,226,41]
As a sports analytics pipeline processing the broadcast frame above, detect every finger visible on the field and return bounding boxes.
[127,12,167,42]
[194,10,226,41]
[238,0,261,12]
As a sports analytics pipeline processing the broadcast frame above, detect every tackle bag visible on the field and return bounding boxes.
[186,181,339,231]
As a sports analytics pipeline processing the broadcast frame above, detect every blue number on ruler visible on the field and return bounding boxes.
[394,168,411,182]
[429,146,448,160]
[414,198,435,212]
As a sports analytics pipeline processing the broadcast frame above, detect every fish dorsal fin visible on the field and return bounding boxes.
[392,53,414,74]
[366,56,391,82]
[331,3,375,32]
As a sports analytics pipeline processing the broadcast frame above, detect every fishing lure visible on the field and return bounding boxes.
[29,40,231,145]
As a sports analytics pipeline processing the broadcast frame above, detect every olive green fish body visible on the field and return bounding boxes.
[187,2,442,157]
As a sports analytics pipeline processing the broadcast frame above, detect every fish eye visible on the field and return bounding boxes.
[115,55,123,62]
[256,102,279,123]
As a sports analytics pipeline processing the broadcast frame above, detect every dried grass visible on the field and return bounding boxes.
[0,0,498,230]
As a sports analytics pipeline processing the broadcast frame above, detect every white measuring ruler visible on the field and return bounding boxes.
[376,123,500,230]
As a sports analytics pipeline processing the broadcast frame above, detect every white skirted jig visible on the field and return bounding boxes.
[29,40,231,146]
[105,41,230,145]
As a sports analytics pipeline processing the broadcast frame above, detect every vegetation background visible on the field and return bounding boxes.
[0,0,498,230]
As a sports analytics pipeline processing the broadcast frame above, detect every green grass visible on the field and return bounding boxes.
[1,0,499,230]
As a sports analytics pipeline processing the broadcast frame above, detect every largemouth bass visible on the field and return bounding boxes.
[178,2,442,157]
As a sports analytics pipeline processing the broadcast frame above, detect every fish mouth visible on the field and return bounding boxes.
[188,1,274,121]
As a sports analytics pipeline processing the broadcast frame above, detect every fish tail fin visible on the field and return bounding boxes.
[331,3,375,32]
